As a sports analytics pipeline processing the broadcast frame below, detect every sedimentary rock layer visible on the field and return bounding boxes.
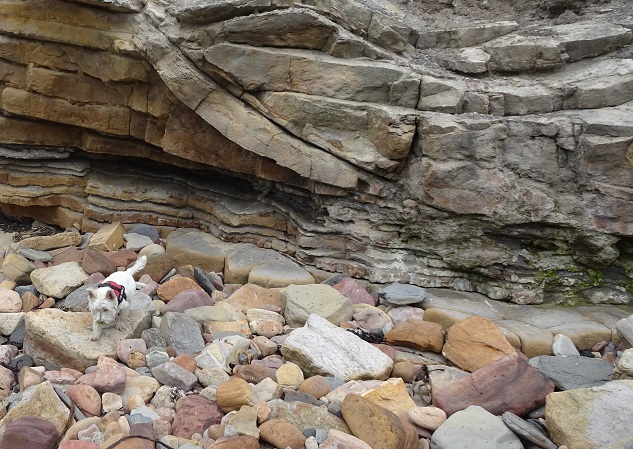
[1,0,632,303]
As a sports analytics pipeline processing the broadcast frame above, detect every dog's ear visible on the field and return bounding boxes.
[87,288,96,300]
[106,289,117,301]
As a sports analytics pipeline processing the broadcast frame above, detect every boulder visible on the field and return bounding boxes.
[283,284,353,327]
[430,405,523,449]
[30,262,89,298]
[432,354,555,417]
[528,355,613,390]
[442,316,516,372]
[281,314,394,380]
[546,380,633,449]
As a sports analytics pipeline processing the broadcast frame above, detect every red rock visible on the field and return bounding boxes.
[50,247,84,265]
[87,272,106,285]
[171,394,223,439]
[115,423,154,449]
[82,248,118,276]
[432,354,555,417]
[103,250,139,269]
[66,384,102,417]
[333,278,376,306]
[172,354,197,373]
[0,416,60,449]
[208,436,260,449]
[159,289,214,314]
[59,441,100,449]
[234,364,277,384]
[93,356,127,394]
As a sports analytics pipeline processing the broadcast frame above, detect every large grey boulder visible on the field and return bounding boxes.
[281,313,393,381]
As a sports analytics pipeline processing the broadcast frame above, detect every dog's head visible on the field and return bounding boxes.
[87,287,119,325]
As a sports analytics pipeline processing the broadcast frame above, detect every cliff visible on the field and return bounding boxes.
[1,0,632,304]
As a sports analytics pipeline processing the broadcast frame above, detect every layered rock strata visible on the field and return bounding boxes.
[1,0,633,303]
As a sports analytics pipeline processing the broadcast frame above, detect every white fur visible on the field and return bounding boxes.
[87,255,147,340]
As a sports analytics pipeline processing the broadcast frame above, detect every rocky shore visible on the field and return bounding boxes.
[0,221,632,449]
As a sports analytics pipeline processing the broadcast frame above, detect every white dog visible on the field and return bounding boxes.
[87,255,147,340]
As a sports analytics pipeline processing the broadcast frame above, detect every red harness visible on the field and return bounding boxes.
[97,281,127,305]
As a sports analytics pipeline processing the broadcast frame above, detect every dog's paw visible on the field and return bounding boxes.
[90,333,99,341]
[115,322,125,331]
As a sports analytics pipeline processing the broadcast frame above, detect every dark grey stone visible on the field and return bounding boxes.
[377,282,426,305]
[528,355,613,390]
[146,346,170,370]
[159,312,205,356]
[129,224,160,242]
[502,411,557,449]
[141,327,167,348]
[17,248,53,262]
[15,285,39,297]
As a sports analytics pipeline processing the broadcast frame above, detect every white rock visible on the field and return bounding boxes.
[281,314,393,381]
[552,334,580,357]
[30,262,89,298]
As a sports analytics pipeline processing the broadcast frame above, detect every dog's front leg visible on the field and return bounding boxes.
[115,304,130,331]
[91,321,103,341]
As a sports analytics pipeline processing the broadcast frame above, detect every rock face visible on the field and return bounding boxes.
[0,0,632,304]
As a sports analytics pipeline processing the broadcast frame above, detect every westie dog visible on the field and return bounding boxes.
[87,255,147,340]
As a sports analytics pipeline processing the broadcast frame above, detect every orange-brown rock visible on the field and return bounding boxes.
[156,276,203,302]
[384,319,444,353]
[216,378,253,412]
[221,284,283,313]
[341,394,418,449]
[442,316,517,372]
[259,419,306,449]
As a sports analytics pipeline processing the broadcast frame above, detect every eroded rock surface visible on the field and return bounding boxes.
[0,0,632,304]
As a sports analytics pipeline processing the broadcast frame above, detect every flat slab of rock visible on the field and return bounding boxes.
[529,355,613,390]
[546,380,633,449]
[166,228,231,273]
[432,354,555,417]
[283,284,353,328]
[268,399,350,433]
[281,314,394,381]
[30,262,90,299]
[377,283,426,305]
[23,297,153,371]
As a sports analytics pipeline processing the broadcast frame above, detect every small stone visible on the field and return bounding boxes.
[332,277,376,306]
[0,365,15,390]
[408,406,446,431]
[361,378,416,421]
[501,411,558,449]
[129,224,160,242]
[160,312,205,356]
[0,288,22,312]
[117,339,148,364]
[21,291,40,312]
[320,429,372,449]
[160,289,214,314]
[124,233,154,251]
[276,362,304,390]
[93,356,127,394]
[81,248,118,276]
[233,364,276,384]
[17,248,53,263]
[173,354,197,373]
[224,405,259,438]
[151,362,198,392]
[391,361,417,382]
[259,419,306,449]
[89,222,126,252]
[30,262,89,298]
[222,283,283,313]
[387,306,425,325]
[18,366,42,391]
[171,394,223,439]
[102,392,124,414]
[552,334,580,356]
[1,254,36,283]
[284,284,353,327]
[377,283,426,305]
[299,375,331,399]
[216,378,253,412]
